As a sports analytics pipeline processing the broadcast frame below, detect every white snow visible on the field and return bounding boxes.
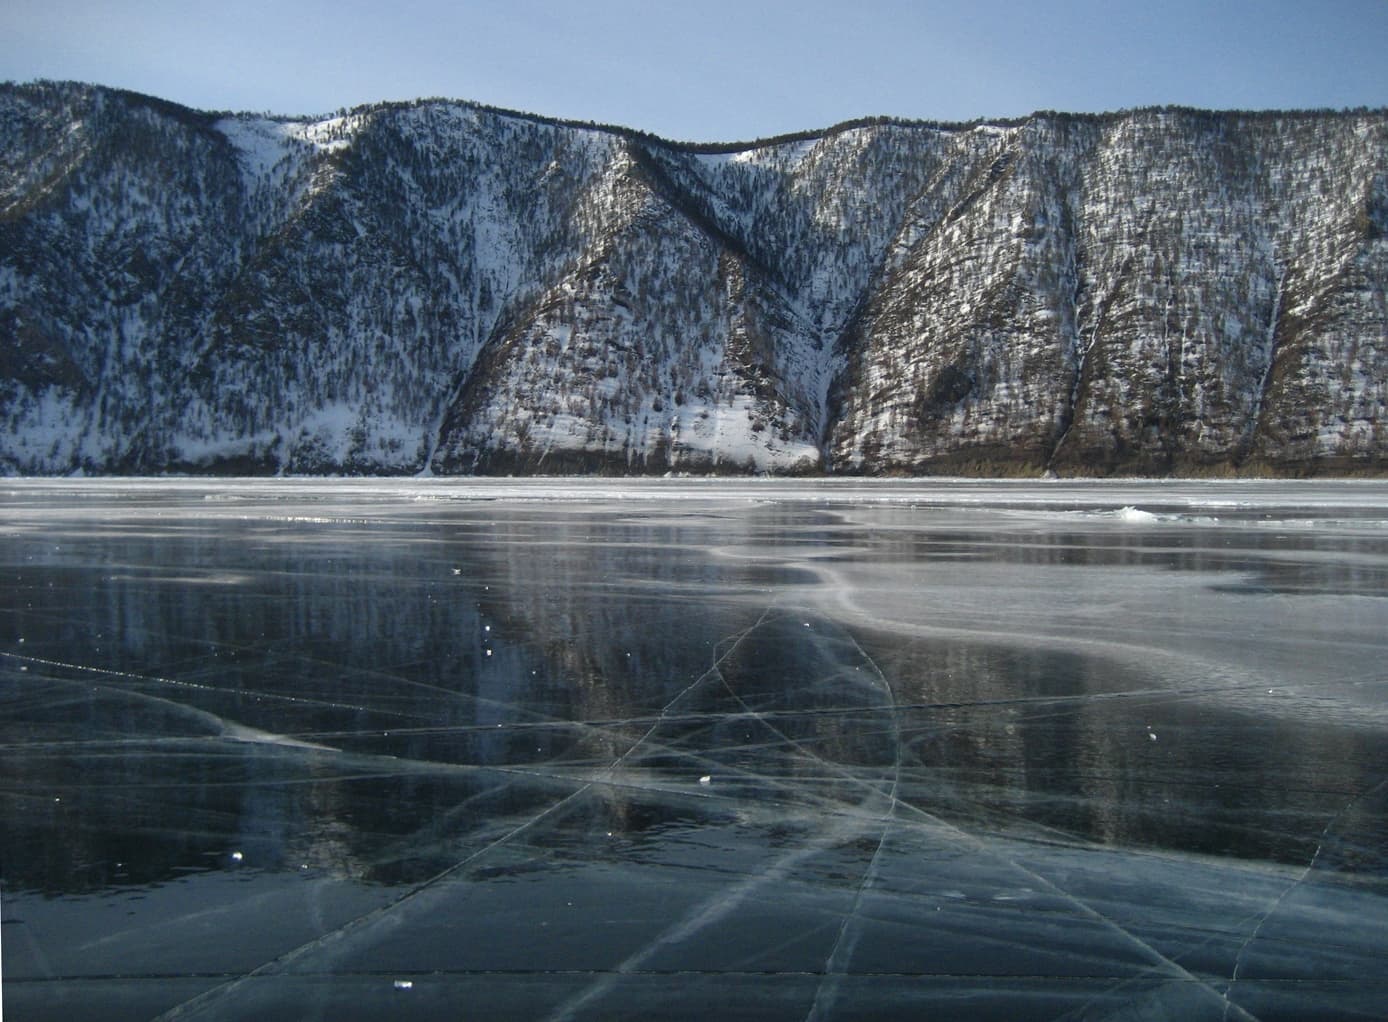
[284,113,366,153]
[214,116,299,179]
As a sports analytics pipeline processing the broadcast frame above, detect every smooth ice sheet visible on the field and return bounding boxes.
[3,478,1387,1020]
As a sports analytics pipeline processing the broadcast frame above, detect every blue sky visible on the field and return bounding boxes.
[3,0,1386,140]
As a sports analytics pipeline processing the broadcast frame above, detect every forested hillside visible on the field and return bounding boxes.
[2,82,1384,475]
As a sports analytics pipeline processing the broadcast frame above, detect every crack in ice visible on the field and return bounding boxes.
[1222,775,1388,1021]
[149,602,782,1021]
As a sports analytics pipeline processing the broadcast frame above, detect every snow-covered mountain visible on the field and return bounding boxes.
[2,82,1385,475]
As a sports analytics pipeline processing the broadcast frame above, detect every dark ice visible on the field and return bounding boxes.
[3,478,1387,1021]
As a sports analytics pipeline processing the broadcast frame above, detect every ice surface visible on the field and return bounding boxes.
[2,478,1387,1020]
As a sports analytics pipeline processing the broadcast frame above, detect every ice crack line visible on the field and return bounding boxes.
[1222,774,1388,1021]
[804,628,903,1022]
[544,601,910,1022]
[880,781,1264,1022]
[690,608,908,1022]
[691,592,1257,1020]
[708,602,1261,1021]
[152,601,779,1021]
[0,649,412,721]
[541,818,866,1022]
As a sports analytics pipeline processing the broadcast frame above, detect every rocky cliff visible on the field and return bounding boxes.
[2,82,1384,475]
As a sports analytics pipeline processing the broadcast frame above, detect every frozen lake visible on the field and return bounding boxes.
[3,477,1387,1020]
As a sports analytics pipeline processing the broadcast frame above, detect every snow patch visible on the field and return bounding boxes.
[214,117,299,179]
[285,113,366,153]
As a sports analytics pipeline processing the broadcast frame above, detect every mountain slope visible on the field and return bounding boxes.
[2,82,1385,475]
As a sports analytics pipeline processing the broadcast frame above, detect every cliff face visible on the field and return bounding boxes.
[830,113,1388,475]
[2,82,1385,476]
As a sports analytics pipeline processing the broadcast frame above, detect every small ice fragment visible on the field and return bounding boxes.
[231,851,244,862]
[393,979,414,991]
[484,624,490,632]
[451,568,461,575]
[485,649,492,657]
[1147,730,1158,742]
[699,775,712,786]
[1117,506,1159,524]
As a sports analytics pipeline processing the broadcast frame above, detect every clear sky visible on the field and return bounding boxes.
[3,0,1386,141]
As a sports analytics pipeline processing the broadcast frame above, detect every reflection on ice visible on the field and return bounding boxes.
[2,479,1387,1020]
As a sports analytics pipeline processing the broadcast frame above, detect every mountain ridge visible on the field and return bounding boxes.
[2,81,1385,476]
